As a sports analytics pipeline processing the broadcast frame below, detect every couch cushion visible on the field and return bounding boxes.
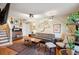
[30,33,55,41]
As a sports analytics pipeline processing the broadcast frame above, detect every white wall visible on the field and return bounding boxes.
[8,8,31,36]
[22,22,31,36]
[8,6,67,38]
[35,16,67,38]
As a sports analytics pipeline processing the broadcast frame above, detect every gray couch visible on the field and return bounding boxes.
[30,33,55,43]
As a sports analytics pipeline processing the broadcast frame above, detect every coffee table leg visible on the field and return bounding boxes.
[49,48,52,55]
[44,46,46,54]
[49,48,56,55]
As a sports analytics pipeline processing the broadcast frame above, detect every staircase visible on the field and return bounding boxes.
[0,36,9,45]
[0,24,12,46]
[0,3,12,46]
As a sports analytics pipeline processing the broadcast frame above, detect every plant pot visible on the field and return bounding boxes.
[71,49,75,55]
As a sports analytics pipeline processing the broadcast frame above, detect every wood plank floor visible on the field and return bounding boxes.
[0,39,55,55]
[0,47,17,55]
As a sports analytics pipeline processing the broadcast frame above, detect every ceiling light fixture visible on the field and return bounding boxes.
[29,13,34,18]
[45,10,57,16]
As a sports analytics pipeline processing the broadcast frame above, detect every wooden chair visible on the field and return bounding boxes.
[56,32,67,55]
[37,41,46,48]
[56,32,67,48]
[56,32,75,55]
[58,49,72,55]
[24,39,32,47]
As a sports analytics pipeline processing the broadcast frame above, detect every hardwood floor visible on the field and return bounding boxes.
[0,39,22,55]
[0,39,55,55]
[0,47,17,55]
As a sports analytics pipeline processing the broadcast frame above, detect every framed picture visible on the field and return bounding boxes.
[53,24,61,33]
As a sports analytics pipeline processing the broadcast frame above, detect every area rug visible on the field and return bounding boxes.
[18,48,36,55]
[8,43,27,53]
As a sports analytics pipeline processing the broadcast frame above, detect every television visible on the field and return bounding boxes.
[0,3,10,25]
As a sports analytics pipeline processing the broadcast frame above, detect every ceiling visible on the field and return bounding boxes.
[0,3,79,16]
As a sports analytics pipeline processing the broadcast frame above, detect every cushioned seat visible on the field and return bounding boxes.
[56,42,65,48]
[45,42,56,55]
[45,42,56,48]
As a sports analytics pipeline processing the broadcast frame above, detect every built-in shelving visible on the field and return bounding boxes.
[12,27,22,40]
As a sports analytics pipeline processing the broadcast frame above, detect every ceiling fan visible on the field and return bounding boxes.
[29,13,34,18]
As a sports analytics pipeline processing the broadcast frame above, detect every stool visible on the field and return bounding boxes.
[45,42,56,55]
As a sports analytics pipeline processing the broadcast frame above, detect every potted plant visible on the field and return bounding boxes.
[66,11,79,25]
[67,38,75,55]
[75,28,79,41]
[66,11,79,55]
